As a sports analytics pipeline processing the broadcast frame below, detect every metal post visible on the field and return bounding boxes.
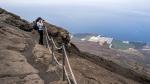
[62,43,65,81]
[46,36,48,48]
[51,44,55,65]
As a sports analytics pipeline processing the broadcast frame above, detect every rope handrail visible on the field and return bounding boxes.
[64,66,72,84]
[51,37,62,50]
[46,33,71,83]
[45,27,51,41]
[45,27,62,50]
[45,31,62,66]
[45,27,77,84]
[62,45,78,84]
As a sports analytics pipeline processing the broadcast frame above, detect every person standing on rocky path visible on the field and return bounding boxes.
[36,17,45,45]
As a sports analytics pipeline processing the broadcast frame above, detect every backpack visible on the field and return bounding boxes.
[33,22,38,30]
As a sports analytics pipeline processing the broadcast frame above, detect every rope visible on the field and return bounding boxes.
[46,34,71,83]
[45,30,62,66]
[45,27,77,84]
[46,36,71,83]
[51,37,62,50]
[45,27,51,41]
[46,36,52,54]
[53,53,63,66]
[64,66,72,84]
[63,45,78,84]
[45,27,62,50]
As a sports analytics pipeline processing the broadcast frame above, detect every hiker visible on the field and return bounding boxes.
[33,21,38,30]
[36,17,45,45]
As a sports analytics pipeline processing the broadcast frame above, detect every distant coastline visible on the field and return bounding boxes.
[73,32,150,44]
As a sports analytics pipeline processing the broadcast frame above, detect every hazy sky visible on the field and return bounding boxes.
[0,0,150,42]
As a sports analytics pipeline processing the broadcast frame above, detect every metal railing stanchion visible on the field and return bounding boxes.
[62,43,66,81]
[51,44,55,65]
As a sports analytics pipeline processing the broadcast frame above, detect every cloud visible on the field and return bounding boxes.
[0,0,134,6]
[1,0,150,11]
[1,0,150,18]
[0,0,97,5]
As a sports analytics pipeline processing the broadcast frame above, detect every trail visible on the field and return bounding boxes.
[22,31,60,84]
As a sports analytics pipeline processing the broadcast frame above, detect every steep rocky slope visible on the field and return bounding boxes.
[0,8,150,84]
[0,8,68,84]
[0,21,44,84]
[72,39,150,84]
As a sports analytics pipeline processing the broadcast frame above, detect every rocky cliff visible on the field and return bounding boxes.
[0,9,43,83]
[0,8,68,84]
[0,8,149,84]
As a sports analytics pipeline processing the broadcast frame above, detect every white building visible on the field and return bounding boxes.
[88,35,113,44]
[81,38,86,41]
[88,36,100,42]
[122,41,129,44]
[88,35,113,48]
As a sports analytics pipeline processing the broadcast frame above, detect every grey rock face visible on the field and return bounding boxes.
[0,8,44,84]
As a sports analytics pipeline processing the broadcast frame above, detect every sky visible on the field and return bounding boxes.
[0,0,150,42]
